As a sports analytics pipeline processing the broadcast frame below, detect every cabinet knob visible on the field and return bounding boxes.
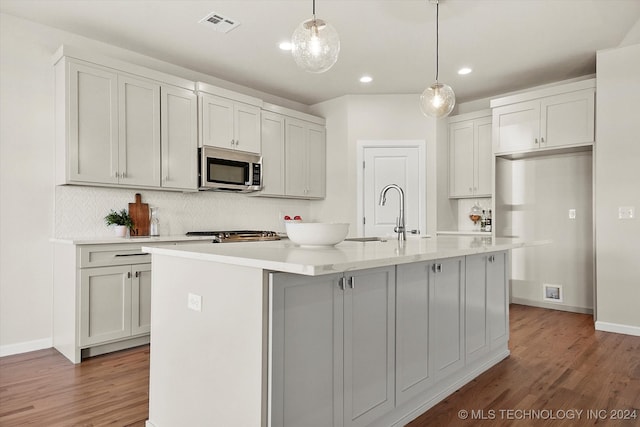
[348,276,355,289]
[541,137,545,143]
[534,138,539,144]
[338,277,345,290]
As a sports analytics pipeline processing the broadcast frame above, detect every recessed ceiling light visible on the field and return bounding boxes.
[279,41,292,51]
[458,67,472,75]
[359,75,373,83]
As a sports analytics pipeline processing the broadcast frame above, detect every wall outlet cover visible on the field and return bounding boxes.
[188,293,202,312]
[618,206,635,220]
[543,284,563,303]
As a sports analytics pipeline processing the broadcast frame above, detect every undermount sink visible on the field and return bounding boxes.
[344,237,388,242]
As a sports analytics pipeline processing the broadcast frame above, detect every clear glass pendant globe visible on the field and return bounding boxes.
[419,82,456,118]
[291,18,340,73]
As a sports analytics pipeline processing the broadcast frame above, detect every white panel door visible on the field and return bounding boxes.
[161,85,197,190]
[68,61,118,184]
[363,146,421,237]
[200,94,234,149]
[234,102,261,154]
[306,123,326,198]
[260,112,286,196]
[80,265,132,347]
[118,75,160,187]
[449,121,474,197]
[285,118,307,197]
[131,263,152,336]
[475,116,493,196]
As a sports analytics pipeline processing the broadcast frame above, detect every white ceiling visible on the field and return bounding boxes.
[1,0,639,106]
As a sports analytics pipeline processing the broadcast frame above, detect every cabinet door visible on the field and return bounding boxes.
[131,263,152,336]
[306,123,326,199]
[161,85,197,190]
[118,75,161,187]
[200,94,234,149]
[80,265,132,347]
[448,120,475,197]
[540,89,595,148]
[270,272,343,427]
[465,254,489,363]
[474,116,493,197]
[67,61,119,184]
[493,100,540,154]
[430,257,465,380]
[487,251,509,349]
[284,118,307,197]
[343,266,395,427]
[260,112,286,196]
[396,262,432,405]
[234,102,261,154]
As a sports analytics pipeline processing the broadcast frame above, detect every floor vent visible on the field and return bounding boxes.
[199,11,240,33]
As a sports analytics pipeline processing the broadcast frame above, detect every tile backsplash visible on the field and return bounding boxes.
[54,186,311,238]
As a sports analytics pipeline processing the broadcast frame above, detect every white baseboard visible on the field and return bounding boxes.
[595,321,640,336]
[511,297,593,315]
[0,337,52,357]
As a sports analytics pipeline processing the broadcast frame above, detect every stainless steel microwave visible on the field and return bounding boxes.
[199,146,262,192]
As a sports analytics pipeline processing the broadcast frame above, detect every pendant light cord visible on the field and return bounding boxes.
[435,0,439,83]
[312,0,316,19]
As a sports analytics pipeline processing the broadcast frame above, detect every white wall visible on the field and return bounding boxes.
[0,13,310,354]
[496,152,594,313]
[595,43,640,334]
[310,95,438,237]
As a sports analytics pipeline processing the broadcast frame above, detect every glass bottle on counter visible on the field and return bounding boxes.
[480,210,487,232]
[150,207,159,236]
[485,209,492,232]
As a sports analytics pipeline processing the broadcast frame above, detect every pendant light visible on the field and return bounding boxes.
[419,0,455,118]
[291,0,340,73]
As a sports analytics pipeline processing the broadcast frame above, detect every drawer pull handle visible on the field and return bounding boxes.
[114,253,146,257]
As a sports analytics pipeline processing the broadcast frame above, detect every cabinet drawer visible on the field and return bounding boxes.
[79,244,150,268]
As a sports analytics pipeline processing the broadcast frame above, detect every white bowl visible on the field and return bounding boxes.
[285,222,349,247]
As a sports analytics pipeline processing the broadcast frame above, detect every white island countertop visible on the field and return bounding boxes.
[143,235,541,276]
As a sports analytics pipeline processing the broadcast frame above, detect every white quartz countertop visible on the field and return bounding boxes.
[51,235,214,245]
[143,235,543,276]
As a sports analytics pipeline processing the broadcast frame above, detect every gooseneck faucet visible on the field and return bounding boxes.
[378,184,406,241]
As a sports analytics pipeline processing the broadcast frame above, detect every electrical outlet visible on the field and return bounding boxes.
[618,206,635,220]
[568,209,576,219]
[188,293,202,312]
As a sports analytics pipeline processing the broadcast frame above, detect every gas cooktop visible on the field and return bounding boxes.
[186,230,281,243]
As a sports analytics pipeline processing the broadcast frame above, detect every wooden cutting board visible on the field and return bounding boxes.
[128,193,150,237]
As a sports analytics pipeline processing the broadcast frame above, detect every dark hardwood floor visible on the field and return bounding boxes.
[1,304,639,426]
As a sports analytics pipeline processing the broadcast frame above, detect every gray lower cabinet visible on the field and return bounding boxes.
[396,257,465,405]
[80,263,151,347]
[465,251,509,364]
[270,266,395,427]
[270,253,507,427]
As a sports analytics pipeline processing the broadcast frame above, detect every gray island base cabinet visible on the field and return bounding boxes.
[143,238,518,427]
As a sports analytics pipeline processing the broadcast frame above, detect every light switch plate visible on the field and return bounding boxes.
[569,209,576,219]
[188,293,202,312]
[618,206,635,220]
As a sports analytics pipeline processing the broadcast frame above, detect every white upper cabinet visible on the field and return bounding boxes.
[64,61,119,184]
[260,111,286,196]
[55,49,198,191]
[448,111,492,198]
[259,109,326,199]
[197,83,262,154]
[118,74,161,187]
[491,79,595,155]
[285,117,326,199]
[160,86,198,190]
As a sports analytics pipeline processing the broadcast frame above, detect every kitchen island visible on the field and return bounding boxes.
[143,236,532,427]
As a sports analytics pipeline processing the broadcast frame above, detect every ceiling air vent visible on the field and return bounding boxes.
[199,11,240,34]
